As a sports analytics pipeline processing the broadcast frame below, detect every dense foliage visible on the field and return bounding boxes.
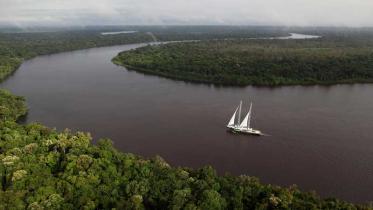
[114,31,373,86]
[0,89,27,121]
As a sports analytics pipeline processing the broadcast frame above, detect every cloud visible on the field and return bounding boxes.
[0,0,372,26]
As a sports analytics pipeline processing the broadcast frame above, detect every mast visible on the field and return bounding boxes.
[248,103,252,129]
[237,100,242,126]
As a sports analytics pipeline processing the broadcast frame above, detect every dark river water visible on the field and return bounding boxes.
[1,43,373,203]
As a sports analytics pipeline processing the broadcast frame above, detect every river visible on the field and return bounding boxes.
[1,43,372,203]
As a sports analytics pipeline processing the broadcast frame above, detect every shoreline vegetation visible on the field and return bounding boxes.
[113,33,373,86]
[0,89,27,121]
[1,26,373,208]
[113,60,373,87]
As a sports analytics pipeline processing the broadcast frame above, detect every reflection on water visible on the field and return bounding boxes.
[0,44,371,203]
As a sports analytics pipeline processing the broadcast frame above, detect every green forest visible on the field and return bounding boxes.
[0,89,27,121]
[113,31,373,86]
[1,27,373,209]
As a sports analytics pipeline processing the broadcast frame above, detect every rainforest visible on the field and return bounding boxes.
[1,26,373,209]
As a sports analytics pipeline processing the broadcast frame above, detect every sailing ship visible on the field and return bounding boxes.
[227,101,262,135]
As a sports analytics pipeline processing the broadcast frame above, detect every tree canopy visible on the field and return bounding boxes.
[0,89,27,121]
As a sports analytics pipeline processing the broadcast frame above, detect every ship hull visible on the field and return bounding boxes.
[227,126,262,136]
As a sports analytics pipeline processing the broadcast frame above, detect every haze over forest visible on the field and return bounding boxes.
[1,0,373,27]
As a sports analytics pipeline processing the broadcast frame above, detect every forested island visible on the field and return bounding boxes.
[113,30,373,86]
[1,26,373,209]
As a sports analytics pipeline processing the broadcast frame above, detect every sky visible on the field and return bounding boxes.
[0,0,373,27]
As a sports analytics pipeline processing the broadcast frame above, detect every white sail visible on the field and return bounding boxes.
[239,112,250,128]
[239,103,252,128]
[227,106,239,126]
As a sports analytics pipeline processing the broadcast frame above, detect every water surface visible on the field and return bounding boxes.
[276,33,321,39]
[249,33,321,40]
[1,43,372,203]
[101,31,138,35]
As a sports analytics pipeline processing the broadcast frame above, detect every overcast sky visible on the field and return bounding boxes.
[1,0,372,27]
